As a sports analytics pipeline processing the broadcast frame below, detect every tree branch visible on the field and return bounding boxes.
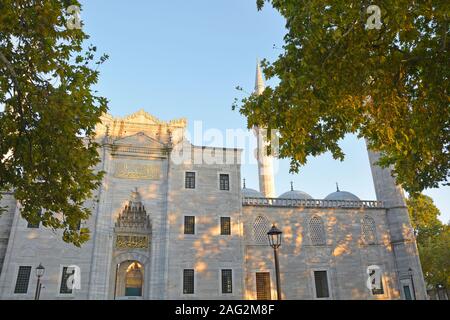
[321,21,358,67]
[0,49,33,165]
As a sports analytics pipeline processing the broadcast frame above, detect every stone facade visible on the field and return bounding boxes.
[0,109,427,300]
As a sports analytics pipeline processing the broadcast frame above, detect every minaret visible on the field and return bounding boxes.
[254,61,276,198]
[366,146,427,299]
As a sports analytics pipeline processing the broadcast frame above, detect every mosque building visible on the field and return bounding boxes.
[0,64,426,300]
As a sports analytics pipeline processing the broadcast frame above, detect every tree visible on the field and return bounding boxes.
[0,1,108,246]
[418,228,450,289]
[407,194,444,244]
[407,194,450,289]
[235,0,449,194]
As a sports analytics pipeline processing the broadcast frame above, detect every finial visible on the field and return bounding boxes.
[243,178,246,189]
[130,187,140,202]
[290,181,294,191]
[336,182,340,192]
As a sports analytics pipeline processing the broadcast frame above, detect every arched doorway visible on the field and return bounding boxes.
[125,261,143,296]
[114,260,145,299]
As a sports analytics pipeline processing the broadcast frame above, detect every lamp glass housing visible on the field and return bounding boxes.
[267,225,282,249]
[36,264,45,278]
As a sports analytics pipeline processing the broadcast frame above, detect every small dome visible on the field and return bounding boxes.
[278,190,313,200]
[325,190,360,201]
[242,188,265,198]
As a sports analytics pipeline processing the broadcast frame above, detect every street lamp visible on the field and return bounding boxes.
[267,224,282,300]
[35,263,45,300]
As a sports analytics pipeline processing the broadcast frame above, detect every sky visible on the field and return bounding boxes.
[30,1,450,221]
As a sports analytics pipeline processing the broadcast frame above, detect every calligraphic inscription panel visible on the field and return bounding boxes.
[114,162,161,180]
[116,235,149,249]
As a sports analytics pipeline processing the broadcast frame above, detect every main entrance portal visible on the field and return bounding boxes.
[111,189,152,300]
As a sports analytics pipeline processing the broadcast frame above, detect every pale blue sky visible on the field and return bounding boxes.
[78,0,448,222]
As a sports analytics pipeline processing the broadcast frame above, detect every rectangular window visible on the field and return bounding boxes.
[403,285,412,300]
[60,266,75,294]
[368,267,385,295]
[220,217,231,235]
[184,216,195,235]
[256,272,271,300]
[372,277,384,295]
[27,212,41,228]
[14,266,32,294]
[314,271,330,298]
[219,174,230,191]
[222,269,233,294]
[185,172,196,189]
[183,269,194,294]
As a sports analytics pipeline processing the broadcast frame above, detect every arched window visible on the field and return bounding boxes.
[362,216,377,244]
[309,216,326,246]
[253,216,270,244]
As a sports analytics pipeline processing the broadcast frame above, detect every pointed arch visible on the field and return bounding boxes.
[253,215,271,244]
[362,215,377,244]
[309,216,326,246]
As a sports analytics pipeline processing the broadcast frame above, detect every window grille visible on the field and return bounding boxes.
[256,272,271,300]
[219,174,230,190]
[185,172,196,189]
[184,216,195,235]
[221,269,233,294]
[14,266,32,294]
[253,216,270,244]
[220,217,231,235]
[309,216,326,246]
[362,216,377,244]
[183,269,194,294]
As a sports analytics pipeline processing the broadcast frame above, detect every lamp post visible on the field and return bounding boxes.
[34,263,45,300]
[267,224,282,300]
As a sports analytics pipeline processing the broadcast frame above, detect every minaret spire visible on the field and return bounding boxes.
[255,59,265,95]
[253,60,276,198]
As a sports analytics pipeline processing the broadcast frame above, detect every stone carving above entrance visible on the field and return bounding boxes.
[114,189,152,250]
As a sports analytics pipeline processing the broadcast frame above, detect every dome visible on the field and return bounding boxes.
[325,190,360,201]
[278,190,313,200]
[242,187,265,198]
